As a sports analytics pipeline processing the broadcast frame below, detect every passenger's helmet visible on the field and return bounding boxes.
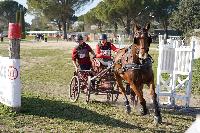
[99,34,107,40]
[75,34,83,42]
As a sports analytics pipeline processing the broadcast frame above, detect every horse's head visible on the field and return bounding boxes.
[133,23,152,59]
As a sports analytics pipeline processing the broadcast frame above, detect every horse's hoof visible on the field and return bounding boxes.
[139,107,148,115]
[126,105,131,114]
[154,116,162,125]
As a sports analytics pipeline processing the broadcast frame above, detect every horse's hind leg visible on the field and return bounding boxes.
[115,75,131,114]
[129,83,148,115]
[149,81,162,124]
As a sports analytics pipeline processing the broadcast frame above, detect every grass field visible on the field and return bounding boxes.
[0,41,200,132]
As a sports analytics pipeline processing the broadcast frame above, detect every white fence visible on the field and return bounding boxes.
[0,57,21,107]
[156,36,196,107]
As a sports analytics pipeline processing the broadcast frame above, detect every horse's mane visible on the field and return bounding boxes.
[114,45,140,65]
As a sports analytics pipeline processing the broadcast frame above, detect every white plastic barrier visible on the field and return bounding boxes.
[156,37,195,107]
[0,57,21,107]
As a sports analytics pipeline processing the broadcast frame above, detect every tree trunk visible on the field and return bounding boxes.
[67,20,70,31]
[163,20,168,39]
[164,27,168,39]
[56,20,62,31]
[98,22,102,33]
[62,20,67,40]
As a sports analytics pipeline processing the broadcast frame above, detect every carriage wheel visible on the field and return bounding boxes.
[111,83,120,103]
[69,76,80,102]
[106,93,112,102]
[86,76,91,103]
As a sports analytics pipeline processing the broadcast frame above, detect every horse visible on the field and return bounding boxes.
[113,23,162,124]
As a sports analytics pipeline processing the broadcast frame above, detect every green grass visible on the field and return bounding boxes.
[0,42,199,132]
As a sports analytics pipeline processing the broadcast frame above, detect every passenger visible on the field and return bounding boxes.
[72,34,95,71]
[95,34,119,67]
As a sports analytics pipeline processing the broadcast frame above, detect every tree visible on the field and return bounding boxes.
[148,0,180,37]
[91,0,145,35]
[170,0,200,34]
[92,1,118,33]
[0,1,26,30]
[27,0,93,39]
[83,9,104,32]
[0,1,19,23]
[30,16,51,31]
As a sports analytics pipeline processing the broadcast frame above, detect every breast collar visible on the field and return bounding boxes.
[118,45,153,71]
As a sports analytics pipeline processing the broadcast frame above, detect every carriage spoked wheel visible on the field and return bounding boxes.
[85,76,92,103]
[111,83,120,103]
[69,76,80,102]
[106,83,120,103]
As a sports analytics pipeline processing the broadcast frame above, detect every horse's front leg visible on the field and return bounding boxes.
[130,84,143,107]
[115,74,131,114]
[129,82,148,115]
[149,81,162,124]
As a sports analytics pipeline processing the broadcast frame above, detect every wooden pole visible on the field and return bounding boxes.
[9,39,20,59]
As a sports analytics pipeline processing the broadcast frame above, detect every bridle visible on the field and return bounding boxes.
[134,29,151,57]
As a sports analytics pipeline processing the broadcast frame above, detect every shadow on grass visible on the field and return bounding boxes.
[147,103,200,118]
[20,96,144,130]
[161,106,200,118]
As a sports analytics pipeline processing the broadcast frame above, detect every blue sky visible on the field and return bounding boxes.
[14,0,101,24]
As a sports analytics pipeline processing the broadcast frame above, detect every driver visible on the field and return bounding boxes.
[95,34,119,67]
[72,34,95,71]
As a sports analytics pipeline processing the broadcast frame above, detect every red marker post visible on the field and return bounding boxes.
[8,23,21,59]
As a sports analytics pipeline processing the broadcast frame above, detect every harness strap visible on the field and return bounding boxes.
[122,57,152,71]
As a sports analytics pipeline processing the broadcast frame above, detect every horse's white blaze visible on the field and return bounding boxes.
[139,52,148,59]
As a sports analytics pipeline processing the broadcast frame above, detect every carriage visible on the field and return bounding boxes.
[69,58,120,103]
[69,23,162,124]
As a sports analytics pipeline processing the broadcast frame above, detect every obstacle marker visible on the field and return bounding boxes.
[0,23,21,109]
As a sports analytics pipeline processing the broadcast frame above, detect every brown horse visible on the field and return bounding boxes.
[113,23,162,124]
